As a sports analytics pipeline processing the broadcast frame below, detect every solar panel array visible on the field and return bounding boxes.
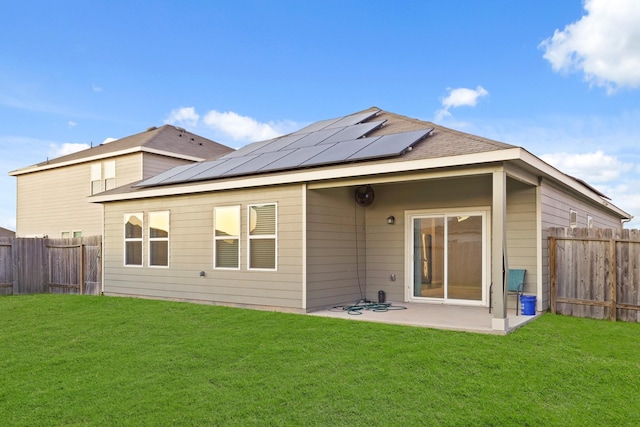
[136,110,433,188]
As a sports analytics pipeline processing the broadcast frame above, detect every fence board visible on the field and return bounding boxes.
[0,236,101,296]
[549,227,640,322]
[0,238,13,295]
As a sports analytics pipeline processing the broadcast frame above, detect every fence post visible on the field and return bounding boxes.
[80,243,85,295]
[610,238,617,322]
[549,235,557,314]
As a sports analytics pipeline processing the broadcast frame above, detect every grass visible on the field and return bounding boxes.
[1,295,639,426]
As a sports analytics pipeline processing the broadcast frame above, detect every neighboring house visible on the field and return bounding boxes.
[10,125,233,238]
[90,108,631,332]
[0,227,15,238]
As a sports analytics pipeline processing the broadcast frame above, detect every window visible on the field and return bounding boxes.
[214,206,240,269]
[104,160,116,191]
[149,211,169,267]
[570,209,577,229]
[124,213,143,266]
[90,163,101,195]
[73,231,83,238]
[248,203,277,270]
[61,231,71,238]
[587,214,594,229]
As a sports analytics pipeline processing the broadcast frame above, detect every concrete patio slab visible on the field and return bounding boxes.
[308,301,542,335]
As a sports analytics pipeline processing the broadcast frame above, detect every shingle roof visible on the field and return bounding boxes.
[134,107,516,188]
[12,125,233,174]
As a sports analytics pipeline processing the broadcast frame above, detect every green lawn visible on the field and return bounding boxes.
[1,295,639,426]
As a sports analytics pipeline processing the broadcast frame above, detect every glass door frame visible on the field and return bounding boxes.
[404,207,491,306]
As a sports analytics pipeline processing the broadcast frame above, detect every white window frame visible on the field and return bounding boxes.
[587,214,593,229]
[73,230,83,238]
[404,207,490,307]
[248,203,277,271]
[214,206,241,270]
[124,213,143,267]
[61,231,71,239]
[148,211,170,268]
[104,160,116,191]
[90,163,102,195]
[570,209,578,229]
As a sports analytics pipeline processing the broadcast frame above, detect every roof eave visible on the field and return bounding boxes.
[9,147,207,176]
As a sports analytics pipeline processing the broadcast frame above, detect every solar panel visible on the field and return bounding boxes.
[222,150,294,177]
[250,133,308,154]
[283,127,344,149]
[188,154,260,181]
[301,138,379,167]
[160,159,227,183]
[319,121,386,145]
[347,129,431,161]
[324,110,379,129]
[134,162,198,187]
[293,117,342,134]
[260,144,333,171]
[221,138,277,158]
[135,109,433,189]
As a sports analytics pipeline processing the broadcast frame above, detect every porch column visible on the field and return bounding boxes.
[492,169,509,331]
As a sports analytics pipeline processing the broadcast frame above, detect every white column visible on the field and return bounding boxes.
[492,170,509,331]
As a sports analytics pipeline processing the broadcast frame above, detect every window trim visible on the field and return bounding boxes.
[148,211,170,268]
[570,209,578,229]
[124,213,143,267]
[247,203,278,271]
[214,205,241,270]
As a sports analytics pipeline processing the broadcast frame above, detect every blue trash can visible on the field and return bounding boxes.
[520,295,536,315]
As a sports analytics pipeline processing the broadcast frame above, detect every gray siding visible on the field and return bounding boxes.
[364,176,493,303]
[539,179,623,309]
[506,179,537,308]
[103,185,304,310]
[16,161,105,237]
[142,153,194,180]
[306,187,365,310]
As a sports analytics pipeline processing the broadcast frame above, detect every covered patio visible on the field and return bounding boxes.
[309,302,542,335]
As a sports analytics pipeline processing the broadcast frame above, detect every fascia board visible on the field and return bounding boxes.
[519,149,631,219]
[89,148,523,202]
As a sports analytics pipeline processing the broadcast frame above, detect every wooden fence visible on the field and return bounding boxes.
[549,227,640,322]
[0,236,101,296]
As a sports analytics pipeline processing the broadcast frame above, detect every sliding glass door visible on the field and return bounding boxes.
[409,212,486,304]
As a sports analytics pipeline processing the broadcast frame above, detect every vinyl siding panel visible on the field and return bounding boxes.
[15,153,145,237]
[16,162,103,237]
[306,187,365,310]
[103,185,304,310]
[142,153,194,179]
[539,180,623,309]
[506,179,537,310]
[364,176,493,303]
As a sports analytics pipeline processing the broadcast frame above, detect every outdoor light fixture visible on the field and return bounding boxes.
[387,215,395,225]
[199,271,206,277]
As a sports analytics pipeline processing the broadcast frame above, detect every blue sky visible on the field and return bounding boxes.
[2,0,640,230]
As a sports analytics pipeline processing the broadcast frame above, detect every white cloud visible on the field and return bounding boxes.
[92,84,102,93]
[539,0,640,92]
[202,110,297,142]
[435,86,489,121]
[68,121,77,128]
[48,142,90,158]
[164,107,200,128]
[540,151,633,183]
[102,137,117,144]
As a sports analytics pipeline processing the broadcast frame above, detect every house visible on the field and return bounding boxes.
[10,125,233,238]
[0,227,15,238]
[89,108,631,332]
